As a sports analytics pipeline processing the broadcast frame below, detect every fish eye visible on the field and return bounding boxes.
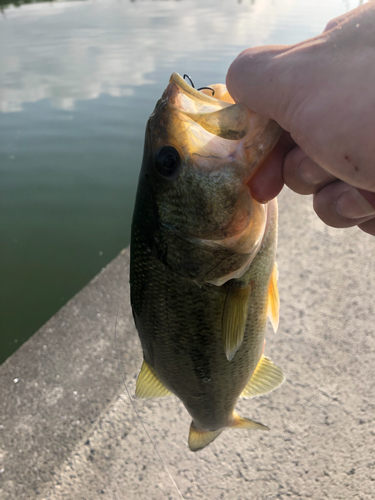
[154,146,180,177]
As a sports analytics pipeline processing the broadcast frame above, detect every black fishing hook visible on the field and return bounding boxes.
[183,74,215,97]
[183,74,195,88]
[197,86,215,97]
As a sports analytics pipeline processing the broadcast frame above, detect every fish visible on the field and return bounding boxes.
[130,72,285,452]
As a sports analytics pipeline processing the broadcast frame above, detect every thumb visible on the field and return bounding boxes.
[226,45,295,129]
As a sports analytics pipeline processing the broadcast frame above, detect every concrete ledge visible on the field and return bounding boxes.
[1,190,375,500]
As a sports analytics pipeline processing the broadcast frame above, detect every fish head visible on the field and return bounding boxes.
[135,73,281,286]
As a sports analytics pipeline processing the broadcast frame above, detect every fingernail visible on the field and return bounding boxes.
[336,187,375,219]
[298,156,330,185]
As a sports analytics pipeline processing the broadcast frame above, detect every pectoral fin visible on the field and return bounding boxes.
[135,360,172,399]
[240,355,285,398]
[188,423,223,452]
[268,263,280,333]
[222,283,251,361]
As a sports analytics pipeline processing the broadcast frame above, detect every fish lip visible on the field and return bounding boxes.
[169,73,230,106]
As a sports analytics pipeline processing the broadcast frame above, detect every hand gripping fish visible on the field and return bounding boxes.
[130,73,285,452]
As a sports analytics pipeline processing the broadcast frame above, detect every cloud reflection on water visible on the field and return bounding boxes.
[0,0,365,112]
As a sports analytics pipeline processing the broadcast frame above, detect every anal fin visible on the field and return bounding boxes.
[222,283,251,361]
[240,355,285,398]
[135,360,172,399]
[268,263,280,333]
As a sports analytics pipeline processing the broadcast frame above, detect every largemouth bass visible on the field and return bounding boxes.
[130,73,285,452]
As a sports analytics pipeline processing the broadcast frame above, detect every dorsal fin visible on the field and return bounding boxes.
[135,360,172,398]
[222,283,251,361]
[240,355,285,398]
[268,263,280,333]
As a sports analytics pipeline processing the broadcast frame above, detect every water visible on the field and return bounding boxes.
[0,0,365,364]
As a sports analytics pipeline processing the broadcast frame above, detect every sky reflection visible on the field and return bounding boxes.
[0,0,366,113]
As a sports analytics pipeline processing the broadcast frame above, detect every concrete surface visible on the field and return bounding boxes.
[1,189,374,500]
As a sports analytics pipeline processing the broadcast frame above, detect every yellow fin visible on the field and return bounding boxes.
[231,412,269,431]
[222,284,251,361]
[268,263,280,333]
[135,360,172,399]
[188,412,269,451]
[240,355,285,398]
[188,422,223,452]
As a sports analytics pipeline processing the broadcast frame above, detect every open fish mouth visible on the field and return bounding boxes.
[150,72,281,181]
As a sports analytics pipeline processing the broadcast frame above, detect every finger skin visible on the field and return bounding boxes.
[227,2,375,192]
[227,2,375,236]
[313,181,375,229]
[248,131,294,203]
[358,218,375,237]
[283,147,336,195]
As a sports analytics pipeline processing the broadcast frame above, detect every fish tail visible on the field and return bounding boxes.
[231,412,269,431]
[188,414,268,452]
[188,422,223,452]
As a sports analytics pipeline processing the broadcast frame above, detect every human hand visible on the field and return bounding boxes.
[226,2,375,236]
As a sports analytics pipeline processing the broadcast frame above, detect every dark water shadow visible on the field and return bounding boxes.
[1,0,53,8]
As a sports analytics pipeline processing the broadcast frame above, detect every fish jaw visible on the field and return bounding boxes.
[153,72,281,180]
[137,73,281,286]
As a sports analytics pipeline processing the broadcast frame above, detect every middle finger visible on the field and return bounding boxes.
[283,147,336,195]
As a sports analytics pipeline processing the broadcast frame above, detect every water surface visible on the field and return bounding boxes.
[0,0,365,363]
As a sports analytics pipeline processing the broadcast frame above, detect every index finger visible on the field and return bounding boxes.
[248,131,295,203]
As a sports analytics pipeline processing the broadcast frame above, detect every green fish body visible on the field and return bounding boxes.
[130,73,285,451]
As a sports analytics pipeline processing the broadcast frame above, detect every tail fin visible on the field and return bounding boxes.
[188,423,223,452]
[231,412,269,431]
[188,414,268,452]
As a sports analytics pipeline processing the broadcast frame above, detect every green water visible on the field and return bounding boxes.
[0,0,365,364]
